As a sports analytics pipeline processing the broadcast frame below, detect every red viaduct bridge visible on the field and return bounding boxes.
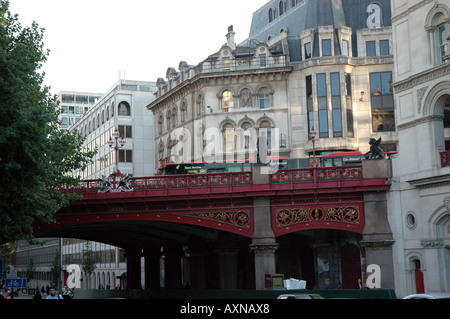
[33,161,394,291]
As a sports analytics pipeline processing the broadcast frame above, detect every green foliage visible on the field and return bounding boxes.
[0,1,96,242]
[81,242,96,275]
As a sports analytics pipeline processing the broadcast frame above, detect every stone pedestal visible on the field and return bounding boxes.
[251,196,279,290]
[125,248,142,289]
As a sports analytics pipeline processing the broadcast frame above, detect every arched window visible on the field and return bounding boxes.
[222,90,234,112]
[259,120,272,150]
[223,123,235,153]
[158,115,164,135]
[197,94,204,115]
[259,88,271,109]
[279,1,285,16]
[118,101,131,116]
[171,108,176,128]
[269,8,274,23]
[426,6,450,65]
[167,111,172,130]
[181,102,187,122]
[433,13,449,64]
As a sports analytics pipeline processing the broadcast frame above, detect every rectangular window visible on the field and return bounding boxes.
[223,58,231,71]
[119,125,133,139]
[259,56,267,68]
[345,73,354,138]
[119,150,133,163]
[330,72,342,137]
[342,40,349,56]
[317,73,329,138]
[306,75,314,138]
[366,41,376,56]
[304,42,312,59]
[322,39,332,56]
[370,72,395,132]
[380,40,390,55]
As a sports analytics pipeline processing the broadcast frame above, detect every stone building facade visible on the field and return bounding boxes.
[389,0,450,297]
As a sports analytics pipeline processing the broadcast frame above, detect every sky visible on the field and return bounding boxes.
[9,0,269,95]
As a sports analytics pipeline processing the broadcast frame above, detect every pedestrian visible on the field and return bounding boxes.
[46,286,63,299]
[356,278,363,289]
[326,280,334,289]
[33,290,42,299]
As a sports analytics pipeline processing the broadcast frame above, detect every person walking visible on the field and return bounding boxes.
[46,286,63,299]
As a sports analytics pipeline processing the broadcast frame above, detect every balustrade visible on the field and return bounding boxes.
[62,166,364,196]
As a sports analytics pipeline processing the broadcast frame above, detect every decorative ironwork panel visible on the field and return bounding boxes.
[341,167,362,180]
[210,174,232,187]
[146,178,166,190]
[271,171,291,184]
[189,175,209,188]
[292,170,313,183]
[183,211,251,229]
[317,168,339,182]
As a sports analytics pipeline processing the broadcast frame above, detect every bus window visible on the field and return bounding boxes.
[323,158,333,167]
[333,157,343,166]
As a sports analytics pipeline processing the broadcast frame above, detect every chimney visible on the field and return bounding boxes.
[226,25,236,50]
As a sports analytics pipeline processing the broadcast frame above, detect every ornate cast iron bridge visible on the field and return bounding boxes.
[35,165,390,244]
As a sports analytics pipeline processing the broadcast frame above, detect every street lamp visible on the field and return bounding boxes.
[108,128,126,189]
[309,126,319,168]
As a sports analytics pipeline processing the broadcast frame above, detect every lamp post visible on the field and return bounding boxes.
[309,126,319,168]
[107,128,126,189]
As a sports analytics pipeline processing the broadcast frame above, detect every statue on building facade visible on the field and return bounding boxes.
[365,137,384,160]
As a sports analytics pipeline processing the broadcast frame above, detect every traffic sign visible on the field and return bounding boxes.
[5,278,27,289]
[6,270,17,279]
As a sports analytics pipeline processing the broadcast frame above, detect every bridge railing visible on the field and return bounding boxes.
[269,166,363,186]
[63,171,253,195]
[61,166,364,196]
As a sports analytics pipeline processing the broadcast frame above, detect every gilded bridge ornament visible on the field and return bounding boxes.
[276,206,360,228]
[183,211,251,229]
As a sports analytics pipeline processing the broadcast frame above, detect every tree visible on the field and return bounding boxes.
[26,256,36,282]
[0,1,96,242]
[50,249,61,286]
[81,242,96,287]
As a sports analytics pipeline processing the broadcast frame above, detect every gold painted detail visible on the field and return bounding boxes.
[276,206,360,228]
[182,211,251,229]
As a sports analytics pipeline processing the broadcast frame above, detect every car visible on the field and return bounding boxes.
[277,293,324,299]
[402,293,450,299]
[0,292,6,300]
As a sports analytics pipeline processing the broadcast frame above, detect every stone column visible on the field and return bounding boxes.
[143,246,160,290]
[250,189,279,289]
[125,248,142,289]
[360,159,395,289]
[217,247,239,289]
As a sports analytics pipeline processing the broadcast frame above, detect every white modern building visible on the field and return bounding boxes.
[70,79,157,180]
[389,0,450,297]
[57,91,102,130]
